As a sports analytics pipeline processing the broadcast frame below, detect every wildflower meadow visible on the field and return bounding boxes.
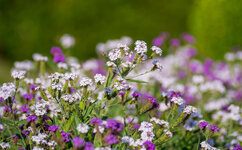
[0,33,241,150]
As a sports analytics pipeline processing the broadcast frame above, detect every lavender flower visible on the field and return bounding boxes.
[209,125,219,132]
[73,136,84,148]
[50,47,63,55]
[170,39,180,46]
[105,119,123,133]
[48,125,60,132]
[20,104,29,113]
[24,93,33,101]
[53,53,66,63]
[26,115,37,122]
[143,141,156,150]
[60,131,70,142]
[199,121,209,130]
[105,134,118,145]
[90,118,102,125]
[84,142,94,150]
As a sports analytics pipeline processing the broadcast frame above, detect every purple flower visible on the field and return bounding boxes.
[84,142,94,150]
[3,104,11,112]
[48,125,60,132]
[181,33,196,43]
[61,131,70,142]
[133,125,140,130]
[132,91,141,98]
[90,118,102,125]
[187,48,197,57]
[170,38,180,46]
[152,36,164,47]
[53,53,65,63]
[70,88,75,93]
[144,94,159,109]
[0,97,3,103]
[27,115,37,122]
[105,119,123,133]
[20,104,29,113]
[29,84,37,91]
[199,121,209,130]
[203,59,215,80]
[105,134,118,145]
[51,47,63,55]
[233,144,242,150]
[178,70,186,79]
[209,124,219,132]
[143,141,156,150]
[19,148,26,150]
[24,93,33,101]
[73,136,84,148]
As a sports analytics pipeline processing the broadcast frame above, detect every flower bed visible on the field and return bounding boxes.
[0,34,241,150]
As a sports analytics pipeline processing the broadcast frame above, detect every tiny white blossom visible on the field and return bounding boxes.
[135,40,147,55]
[11,70,26,80]
[57,63,68,70]
[0,142,10,149]
[14,60,34,70]
[200,141,220,150]
[151,46,162,56]
[170,97,184,106]
[108,48,121,61]
[183,105,197,114]
[106,61,116,67]
[60,34,75,48]
[33,53,48,62]
[80,77,93,87]
[77,123,89,134]
[94,74,106,85]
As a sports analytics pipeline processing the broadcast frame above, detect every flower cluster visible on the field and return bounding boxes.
[0,33,241,150]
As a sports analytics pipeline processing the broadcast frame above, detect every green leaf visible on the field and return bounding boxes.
[18,119,28,126]
[125,79,148,83]
[0,117,15,126]
[63,111,77,132]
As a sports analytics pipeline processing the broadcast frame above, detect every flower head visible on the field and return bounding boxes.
[209,125,219,132]
[73,136,84,148]
[106,134,118,145]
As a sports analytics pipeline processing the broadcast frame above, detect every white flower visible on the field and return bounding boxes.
[11,70,26,79]
[170,97,184,106]
[108,48,121,61]
[106,61,116,67]
[60,34,75,48]
[14,60,34,70]
[0,142,10,149]
[183,105,197,114]
[151,46,162,56]
[135,40,147,55]
[224,52,235,61]
[192,75,204,84]
[200,141,220,150]
[64,72,77,81]
[163,129,173,137]
[141,131,154,141]
[80,77,93,87]
[139,121,153,132]
[32,133,48,145]
[57,63,68,69]
[47,140,57,147]
[0,123,3,130]
[152,60,163,71]
[77,123,89,134]
[117,43,130,55]
[33,146,45,150]
[94,74,106,84]
[33,53,48,62]
[121,136,134,144]
[0,82,16,100]
[48,72,64,81]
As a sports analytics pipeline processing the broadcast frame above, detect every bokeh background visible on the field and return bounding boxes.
[0,0,241,83]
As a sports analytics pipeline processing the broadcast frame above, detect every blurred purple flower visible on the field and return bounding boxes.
[105,134,118,145]
[27,115,37,122]
[21,104,29,113]
[61,131,70,142]
[53,53,65,63]
[48,125,60,132]
[90,118,102,125]
[84,142,94,150]
[181,33,196,43]
[170,39,180,46]
[143,141,156,150]
[209,124,219,132]
[73,136,84,148]
[51,47,63,55]
[24,93,33,101]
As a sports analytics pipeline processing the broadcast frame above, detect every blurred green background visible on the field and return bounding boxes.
[0,0,241,83]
